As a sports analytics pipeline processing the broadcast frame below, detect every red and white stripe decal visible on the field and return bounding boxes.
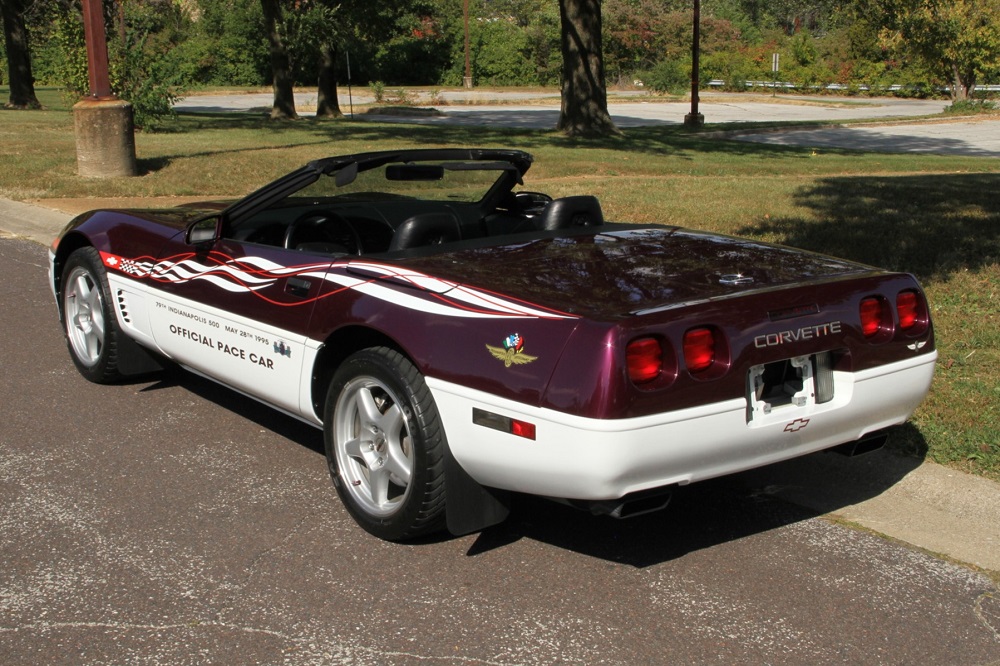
[101,251,577,320]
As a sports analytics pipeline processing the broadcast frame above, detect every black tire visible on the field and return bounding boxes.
[61,247,125,384]
[324,347,447,540]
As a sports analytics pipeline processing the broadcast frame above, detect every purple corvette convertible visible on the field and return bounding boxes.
[49,148,936,540]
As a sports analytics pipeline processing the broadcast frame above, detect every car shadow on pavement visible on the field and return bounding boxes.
[467,429,926,567]
[145,364,925,567]
[142,364,325,455]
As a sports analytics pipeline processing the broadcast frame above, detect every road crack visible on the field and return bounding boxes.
[975,591,1000,641]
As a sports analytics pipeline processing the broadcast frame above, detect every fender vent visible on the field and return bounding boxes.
[116,289,132,324]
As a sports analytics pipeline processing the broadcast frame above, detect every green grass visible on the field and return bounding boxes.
[2,87,998,479]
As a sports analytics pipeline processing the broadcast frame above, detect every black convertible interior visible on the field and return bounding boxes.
[229,193,605,256]
[222,150,605,257]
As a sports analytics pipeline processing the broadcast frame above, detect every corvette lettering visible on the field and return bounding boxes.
[755,321,842,348]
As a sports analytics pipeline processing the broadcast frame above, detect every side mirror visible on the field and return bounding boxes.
[186,216,221,246]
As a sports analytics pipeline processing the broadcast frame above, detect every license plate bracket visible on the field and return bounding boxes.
[747,353,834,424]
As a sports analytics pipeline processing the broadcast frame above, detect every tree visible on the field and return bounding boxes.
[280,1,341,118]
[859,0,1000,100]
[281,0,435,119]
[260,0,296,118]
[316,41,342,118]
[557,0,620,137]
[1,0,41,108]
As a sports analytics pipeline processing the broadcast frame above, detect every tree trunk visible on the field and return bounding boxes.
[950,63,974,101]
[1,0,41,109]
[316,42,343,119]
[556,0,619,137]
[260,0,296,119]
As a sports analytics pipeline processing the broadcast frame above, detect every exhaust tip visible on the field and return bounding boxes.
[581,488,673,519]
[831,431,889,457]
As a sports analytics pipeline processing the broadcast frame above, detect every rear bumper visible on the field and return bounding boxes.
[428,352,937,501]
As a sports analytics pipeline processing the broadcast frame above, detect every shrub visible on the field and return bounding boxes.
[640,58,691,95]
[702,50,759,91]
[945,99,998,114]
[47,1,188,130]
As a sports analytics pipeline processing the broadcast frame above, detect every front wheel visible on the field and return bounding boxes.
[324,347,447,540]
[61,247,124,383]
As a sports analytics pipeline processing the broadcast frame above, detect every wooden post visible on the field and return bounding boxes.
[463,0,472,89]
[684,0,704,127]
[80,0,112,99]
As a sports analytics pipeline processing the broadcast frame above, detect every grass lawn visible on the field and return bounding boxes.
[3,88,998,480]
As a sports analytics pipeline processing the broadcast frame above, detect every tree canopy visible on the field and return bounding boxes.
[858,0,1000,100]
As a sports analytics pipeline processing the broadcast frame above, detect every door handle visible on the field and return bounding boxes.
[285,277,312,298]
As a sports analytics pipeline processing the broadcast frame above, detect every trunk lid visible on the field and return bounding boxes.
[391,226,878,319]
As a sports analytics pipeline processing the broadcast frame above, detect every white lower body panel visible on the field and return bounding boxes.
[428,352,937,500]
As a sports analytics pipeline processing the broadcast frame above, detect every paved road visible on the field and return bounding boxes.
[174,91,1000,158]
[730,120,1000,158]
[2,237,999,664]
[175,90,950,124]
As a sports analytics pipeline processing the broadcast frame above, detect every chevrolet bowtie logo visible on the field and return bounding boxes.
[784,418,810,433]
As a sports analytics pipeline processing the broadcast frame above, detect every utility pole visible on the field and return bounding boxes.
[74,0,137,177]
[684,0,704,127]
[463,0,472,89]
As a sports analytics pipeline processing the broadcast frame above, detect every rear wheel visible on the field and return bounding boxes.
[324,347,447,540]
[61,247,124,383]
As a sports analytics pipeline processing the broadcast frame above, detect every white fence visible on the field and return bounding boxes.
[706,80,1000,93]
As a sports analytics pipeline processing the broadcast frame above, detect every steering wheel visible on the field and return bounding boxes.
[283,210,364,255]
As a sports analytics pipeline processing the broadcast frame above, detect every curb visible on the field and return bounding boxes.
[0,198,72,246]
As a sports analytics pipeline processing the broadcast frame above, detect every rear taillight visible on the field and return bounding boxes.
[627,337,663,384]
[683,327,716,373]
[896,290,920,330]
[859,297,887,338]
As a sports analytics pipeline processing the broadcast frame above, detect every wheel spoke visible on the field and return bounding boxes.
[83,281,101,313]
[355,386,383,425]
[372,402,411,485]
[343,435,364,459]
[367,465,391,506]
[74,274,92,303]
[384,438,412,485]
[85,330,101,360]
[378,403,404,439]
[90,305,106,340]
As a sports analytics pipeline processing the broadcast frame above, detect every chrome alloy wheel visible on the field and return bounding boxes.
[333,376,414,518]
[64,265,107,367]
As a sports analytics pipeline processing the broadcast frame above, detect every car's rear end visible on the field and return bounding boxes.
[427,226,936,511]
